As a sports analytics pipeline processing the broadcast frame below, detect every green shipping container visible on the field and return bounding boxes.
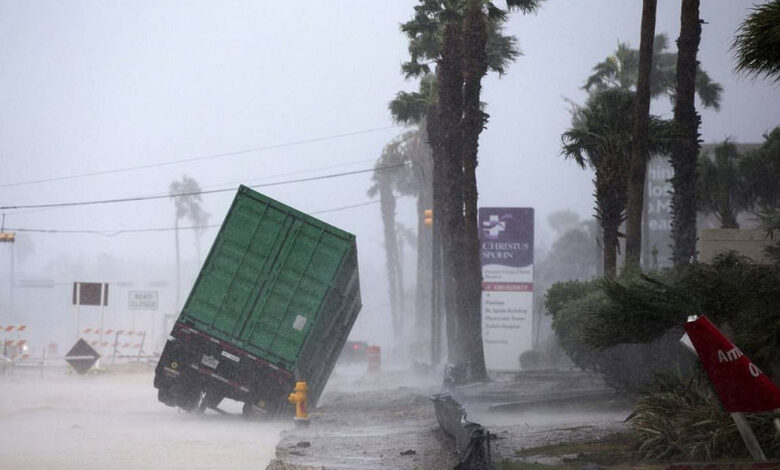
[154,185,361,414]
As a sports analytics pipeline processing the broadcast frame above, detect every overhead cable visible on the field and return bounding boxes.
[0,125,401,189]
[0,163,406,211]
[6,200,380,237]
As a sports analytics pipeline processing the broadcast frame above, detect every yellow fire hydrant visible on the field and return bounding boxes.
[288,381,309,426]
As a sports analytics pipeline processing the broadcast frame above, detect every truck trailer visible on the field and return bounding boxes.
[154,185,362,416]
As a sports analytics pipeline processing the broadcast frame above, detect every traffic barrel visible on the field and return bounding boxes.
[366,345,381,373]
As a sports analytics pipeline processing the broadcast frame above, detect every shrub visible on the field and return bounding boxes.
[545,280,693,391]
[629,372,780,460]
[585,253,780,379]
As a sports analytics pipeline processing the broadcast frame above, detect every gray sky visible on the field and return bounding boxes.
[1,1,778,347]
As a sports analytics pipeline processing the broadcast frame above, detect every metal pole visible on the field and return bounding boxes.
[137,331,146,363]
[112,331,119,365]
[731,412,767,461]
[99,283,106,355]
[75,283,81,342]
[9,242,14,322]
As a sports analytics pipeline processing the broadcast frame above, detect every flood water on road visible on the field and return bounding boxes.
[0,367,289,470]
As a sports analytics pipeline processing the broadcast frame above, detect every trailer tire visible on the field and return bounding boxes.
[158,387,177,407]
[242,400,269,419]
[195,391,223,413]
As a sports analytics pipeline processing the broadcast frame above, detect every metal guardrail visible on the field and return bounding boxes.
[431,393,491,470]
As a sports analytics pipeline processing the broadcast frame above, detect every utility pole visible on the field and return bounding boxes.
[1,215,16,324]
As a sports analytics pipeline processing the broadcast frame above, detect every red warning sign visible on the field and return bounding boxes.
[684,316,780,413]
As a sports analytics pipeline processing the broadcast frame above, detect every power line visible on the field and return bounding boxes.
[0,125,401,189]
[6,157,379,217]
[0,163,406,211]
[6,200,380,237]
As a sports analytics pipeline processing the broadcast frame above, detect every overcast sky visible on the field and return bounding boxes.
[1,1,778,346]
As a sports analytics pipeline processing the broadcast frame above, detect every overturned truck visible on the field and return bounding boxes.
[154,185,362,416]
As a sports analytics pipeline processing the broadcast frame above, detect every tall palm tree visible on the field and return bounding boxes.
[733,0,780,82]
[670,0,702,268]
[584,30,722,269]
[169,175,209,311]
[390,74,440,362]
[625,0,658,270]
[368,132,425,345]
[399,0,538,374]
[562,89,674,277]
[457,0,543,378]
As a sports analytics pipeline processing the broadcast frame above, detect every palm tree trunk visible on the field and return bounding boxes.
[379,182,402,344]
[625,0,658,270]
[670,0,702,268]
[439,20,466,364]
[461,3,488,380]
[603,224,619,278]
[719,211,739,229]
[427,104,445,365]
[414,129,434,352]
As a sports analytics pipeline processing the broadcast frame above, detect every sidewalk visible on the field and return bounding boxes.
[265,367,632,469]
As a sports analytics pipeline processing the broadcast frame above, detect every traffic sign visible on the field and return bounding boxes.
[72,282,109,306]
[129,290,158,311]
[65,339,100,375]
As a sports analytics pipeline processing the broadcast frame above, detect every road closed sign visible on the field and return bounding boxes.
[129,290,158,311]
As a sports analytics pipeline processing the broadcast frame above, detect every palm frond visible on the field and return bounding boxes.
[732,0,780,82]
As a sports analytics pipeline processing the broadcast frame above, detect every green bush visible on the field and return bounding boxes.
[630,372,780,460]
[545,280,693,391]
[584,253,780,378]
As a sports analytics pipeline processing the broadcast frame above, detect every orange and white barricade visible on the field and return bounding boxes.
[81,328,146,362]
[1,325,30,360]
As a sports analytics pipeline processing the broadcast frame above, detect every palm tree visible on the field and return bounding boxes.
[733,0,780,82]
[740,127,780,213]
[562,89,674,277]
[584,30,722,269]
[390,74,439,362]
[399,0,540,375]
[625,0,658,270]
[169,175,209,311]
[368,132,426,346]
[584,34,722,110]
[697,141,751,229]
[670,0,702,268]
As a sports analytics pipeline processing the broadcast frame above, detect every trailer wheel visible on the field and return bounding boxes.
[242,400,269,419]
[157,387,176,407]
[177,388,200,412]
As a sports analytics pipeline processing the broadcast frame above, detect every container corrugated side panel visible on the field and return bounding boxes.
[178,185,357,370]
[295,243,362,405]
[237,219,353,368]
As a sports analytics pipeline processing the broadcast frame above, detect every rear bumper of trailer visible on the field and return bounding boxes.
[154,322,295,416]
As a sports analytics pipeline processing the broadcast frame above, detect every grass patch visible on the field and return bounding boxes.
[514,431,632,459]
[504,432,666,469]
[497,461,666,470]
